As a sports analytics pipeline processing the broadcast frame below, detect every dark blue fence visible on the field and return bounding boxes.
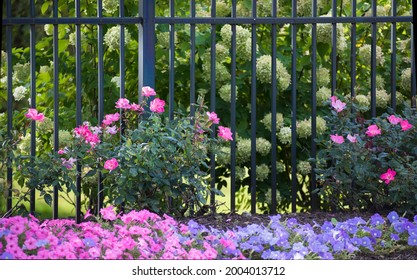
[1,0,416,222]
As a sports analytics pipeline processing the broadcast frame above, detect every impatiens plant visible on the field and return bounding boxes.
[7,88,232,217]
[315,95,417,213]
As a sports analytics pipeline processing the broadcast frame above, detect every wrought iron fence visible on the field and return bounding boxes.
[1,0,416,222]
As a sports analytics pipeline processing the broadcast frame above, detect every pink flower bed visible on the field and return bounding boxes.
[0,206,244,260]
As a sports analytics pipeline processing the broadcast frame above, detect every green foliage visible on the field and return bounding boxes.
[315,97,417,214]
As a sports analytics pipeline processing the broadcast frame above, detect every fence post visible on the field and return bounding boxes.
[138,0,156,100]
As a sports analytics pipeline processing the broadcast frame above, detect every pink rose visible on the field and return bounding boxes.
[130,103,143,112]
[380,168,396,184]
[104,158,118,171]
[149,98,165,114]
[206,112,220,124]
[217,126,233,141]
[115,98,131,109]
[400,119,413,131]
[330,134,344,144]
[365,124,381,137]
[330,96,346,113]
[102,113,120,126]
[387,115,402,125]
[347,134,357,143]
[25,108,45,122]
[141,86,156,97]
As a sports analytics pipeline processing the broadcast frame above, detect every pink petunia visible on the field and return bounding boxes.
[330,134,344,144]
[380,168,396,184]
[115,98,131,109]
[105,126,118,135]
[141,86,156,97]
[149,98,165,114]
[100,205,117,221]
[25,108,45,122]
[217,126,233,141]
[387,115,402,125]
[400,119,413,131]
[104,158,118,171]
[365,124,381,137]
[61,157,76,169]
[206,111,220,124]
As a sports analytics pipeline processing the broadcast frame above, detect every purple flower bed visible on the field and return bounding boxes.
[1,206,416,260]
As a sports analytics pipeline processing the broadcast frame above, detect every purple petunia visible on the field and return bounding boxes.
[387,211,399,223]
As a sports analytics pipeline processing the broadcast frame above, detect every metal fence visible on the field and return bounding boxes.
[2,0,416,222]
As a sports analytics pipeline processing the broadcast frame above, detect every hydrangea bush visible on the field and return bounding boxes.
[1,206,416,260]
[315,95,417,213]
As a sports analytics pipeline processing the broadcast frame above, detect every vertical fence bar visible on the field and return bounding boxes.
[29,0,37,214]
[250,0,257,214]
[351,0,357,99]
[310,0,318,211]
[230,1,237,213]
[190,0,196,117]
[97,0,105,212]
[331,0,337,96]
[75,0,82,223]
[411,3,416,108]
[291,0,298,213]
[370,0,377,117]
[390,0,397,110]
[52,0,60,218]
[120,0,126,144]
[209,0,217,213]
[139,0,156,95]
[169,0,175,120]
[6,0,13,213]
[270,0,278,214]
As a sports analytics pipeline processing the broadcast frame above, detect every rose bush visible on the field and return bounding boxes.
[315,96,417,213]
[6,88,232,217]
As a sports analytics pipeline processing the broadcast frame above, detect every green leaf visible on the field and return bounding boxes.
[44,193,52,206]
[41,2,50,15]
[58,39,68,53]
[129,168,138,177]
[331,218,338,226]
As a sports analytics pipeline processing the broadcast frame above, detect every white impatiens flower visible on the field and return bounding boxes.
[104,26,132,52]
[13,86,28,101]
[256,55,291,90]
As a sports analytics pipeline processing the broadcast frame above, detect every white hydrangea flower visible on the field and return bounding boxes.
[235,166,247,181]
[354,94,370,112]
[297,0,312,16]
[278,126,292,144]
[256,55,291,90]
[13,86,28,101]
[236,138,252,164]
[368,89,390,108]
[104,26,132,52]
[261,112,284,132]
[316,87,331,106]
[317,67,330,88]
[316,116,327,135]
[13,62,30,82]
[256,163,270,182]
[364,5,387,17]
[358,44,385,66]
[37,117,54,134]
[216,0,230,17]
[256,137,272,156]
[296,119,311,139]
[103,0,119,14]
[216,146,231,166]
[111,76,121,88]
[297,161,311,176]
[219,84,238,102]
[44,24,53,36]
[50,130,73,149]
[400,67,411,93]
[276,161,286,173]
[316,18,347,52]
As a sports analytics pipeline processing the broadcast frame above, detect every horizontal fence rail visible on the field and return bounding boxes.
[1,0,416,221]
